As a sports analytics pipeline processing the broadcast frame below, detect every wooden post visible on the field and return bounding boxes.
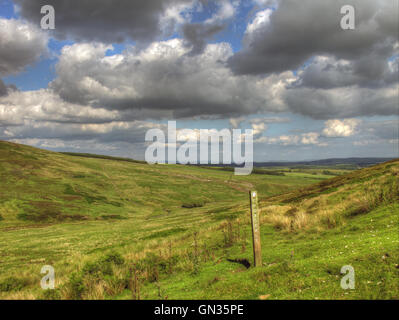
[249,191,262,267]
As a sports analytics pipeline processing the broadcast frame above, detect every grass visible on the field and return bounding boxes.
[139,205,398,299]
[0,140,398,300]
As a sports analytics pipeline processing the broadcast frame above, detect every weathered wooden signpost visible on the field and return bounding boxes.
[249,191,262,267]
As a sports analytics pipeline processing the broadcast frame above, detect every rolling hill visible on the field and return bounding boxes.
[0,140,398,300]
[253,158,396,168]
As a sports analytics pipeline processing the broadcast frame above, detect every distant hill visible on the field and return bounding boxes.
[193,157,397,170]
[58,151,396,169]
[254,157,396,168]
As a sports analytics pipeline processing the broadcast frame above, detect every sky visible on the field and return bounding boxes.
[0,0,398,161]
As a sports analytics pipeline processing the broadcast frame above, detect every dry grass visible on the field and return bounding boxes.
[259,163,399,232]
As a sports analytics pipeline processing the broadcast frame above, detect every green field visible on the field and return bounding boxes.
[0,141,398,300]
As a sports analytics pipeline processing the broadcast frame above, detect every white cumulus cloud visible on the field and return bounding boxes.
[322,119,361,137]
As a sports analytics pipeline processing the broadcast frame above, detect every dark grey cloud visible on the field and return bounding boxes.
[182,22,224,55]
[0,79,18,97]
[284,85,398,120]
[0,79,7,97]
[0,18,47,76]
[291,55,398,89]
[181,0,237,55]
[14,0,195,43]
[228,0,398,79]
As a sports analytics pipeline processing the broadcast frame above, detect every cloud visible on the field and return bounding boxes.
[229,116,289,129]
[0,89,119,126]
[251,122,267,138]
[0,79,7,97]
[249,117,290,124]
[0,1,395,160]
[14,0,196,44]
[352,119,399,148]
[0,18,48,76]
[1,88,395,159]
[46,39,398,121]
[253,0,279,7]
[7,138,121,152]
[182,23,225,55]
[49,40,292,119]
[0,88,165,150]
[283,84,398,119]
[0,86,166,148]
[360,119,399,140]
[182,0,238,55]
[300,132,321,145]
[244,9,272,40]
[292,55,399,89]
[6,136,157,161]
[249,117,292,139]
[322,119,361,137]
[229,0,399,79]
[259,132,323,146]
[205,0,236,24]
[2,119,161,144]
[0,79,18,97]
[229,117,245,129]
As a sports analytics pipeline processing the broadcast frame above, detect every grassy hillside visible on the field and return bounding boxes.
[0,141,328,227]
[261,159,399,231]
[0,141,397,299]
